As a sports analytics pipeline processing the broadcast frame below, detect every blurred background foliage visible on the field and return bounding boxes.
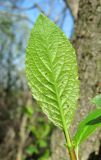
[0,0,73,160]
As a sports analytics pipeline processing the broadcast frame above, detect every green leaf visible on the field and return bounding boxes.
[73,109,101,147]
[38,139,47,147]
[91,94,101,108]
[26,14,79,129]
[26,145,38,155]
[24,105,34,117]
[38,150,50,160]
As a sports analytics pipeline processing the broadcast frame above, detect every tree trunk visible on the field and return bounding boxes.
[50,0,101,160]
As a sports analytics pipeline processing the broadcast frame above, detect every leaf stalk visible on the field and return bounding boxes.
[64,130,77,160]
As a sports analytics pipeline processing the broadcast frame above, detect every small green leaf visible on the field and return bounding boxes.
[26,14,79,130]
[73,109,101,147]
[24,105,34,117]
[91,94,101,108]
[38,140,47,147]
[26,145,38,155]
[38,150,50,160]
[28,126,36,134]
[41,125,51,137]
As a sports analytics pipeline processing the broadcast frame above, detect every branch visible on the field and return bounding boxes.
[0,11,34,24]
[1,2,45,14]
[60,7,67,27]
[63,0,79,19]
[54,6,67,23]
[16,115,28,160]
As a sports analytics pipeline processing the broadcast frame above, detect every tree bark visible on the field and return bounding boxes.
[51,0,101,159]
[73,0,101,159]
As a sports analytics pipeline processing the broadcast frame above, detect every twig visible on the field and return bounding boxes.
[16,115,28,160]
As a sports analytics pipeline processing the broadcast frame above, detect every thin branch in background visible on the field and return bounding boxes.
[0,0,70,27]
[0,11,34,24]
[11,4,36,11]
[0,3,45,13]
[47,0,54,17]
[62,0,79,19]
[60,7,67,27]
[0,2,46,25]
[11,3,45,14]
[54,6,67,23]
[16,115,28,160]
[11,3,45,13]
[63,0,69,8]
[34,3,45,14]
[62,0,74,19]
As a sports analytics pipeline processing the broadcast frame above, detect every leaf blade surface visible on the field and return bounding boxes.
[26,14,79,129]
[73,109,101,147]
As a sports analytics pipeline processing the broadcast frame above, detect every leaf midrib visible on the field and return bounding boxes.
[46,41,68,130]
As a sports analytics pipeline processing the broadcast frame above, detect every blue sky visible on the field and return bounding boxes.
[0,0,74,68]
[18,0,74,38]
[0,0,74,38]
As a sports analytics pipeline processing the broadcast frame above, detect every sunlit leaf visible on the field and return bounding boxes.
[26,145,38,155]
[24,105,34,117]
[26,14,79,130]
[73,109,101,147]
[38,150,50,160]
